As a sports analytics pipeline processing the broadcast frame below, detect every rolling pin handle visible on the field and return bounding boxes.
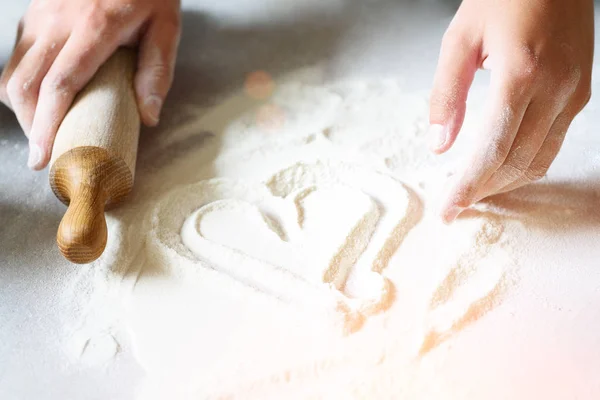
[57,180,108,264]
[50,146,133,264]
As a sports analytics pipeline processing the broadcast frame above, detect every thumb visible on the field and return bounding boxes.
[135,17,181,126]
[429,27,480,154]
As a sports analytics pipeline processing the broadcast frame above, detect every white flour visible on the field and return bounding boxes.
[63,75,572,399]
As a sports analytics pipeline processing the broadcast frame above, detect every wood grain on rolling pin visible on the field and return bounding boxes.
[49,48,140,173]
[49,48,141,264]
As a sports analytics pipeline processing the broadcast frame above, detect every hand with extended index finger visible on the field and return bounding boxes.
[0,0,181,171]
[429,0,594,223]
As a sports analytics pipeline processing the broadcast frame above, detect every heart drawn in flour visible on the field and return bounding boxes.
[148,161,512,340]
[149,161,422,332]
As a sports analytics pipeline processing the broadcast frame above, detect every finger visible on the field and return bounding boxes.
[439,75,532,223]
[495,112,574,194]
[0,33,34,109]
[472,100,561,201]
[5,40,64,136]
[28,27,122,170]
[134,16,181,127]
[429,27,480,154]
[486,78,590,196]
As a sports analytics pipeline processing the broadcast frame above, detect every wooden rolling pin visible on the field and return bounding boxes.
[49,48,140,264]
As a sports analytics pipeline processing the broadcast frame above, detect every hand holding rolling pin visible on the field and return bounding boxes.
[0,0,181,171]
[429,0,594,223]
[0,0,181,263]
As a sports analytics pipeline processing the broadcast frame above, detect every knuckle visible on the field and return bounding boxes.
[42,72,76,95]
[545,134,565,157]
[111,3,137,17]
[6,76,32,103]
[103,8,125,26]
[429,90,458,115]
[451,181,477,208]
[512,64,538,85]
[582,85,592,104]
[503,158,529,178]
[143,63,172,84]
[84,7,112,32]
[545,65,582,99]
[573,83,592,111]
[454,196,473,209]
[98,3,141,28]
[510,51,541,85]
[558,65,581,88]
[486,141,510,166]
[524,163,550,182]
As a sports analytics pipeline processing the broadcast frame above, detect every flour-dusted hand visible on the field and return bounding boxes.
[429,0,594,223]
[0,0,181,170]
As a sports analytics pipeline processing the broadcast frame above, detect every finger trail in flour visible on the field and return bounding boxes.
[149,161,423,332]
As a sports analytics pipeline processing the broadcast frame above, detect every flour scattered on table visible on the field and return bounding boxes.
[72,77,517,398]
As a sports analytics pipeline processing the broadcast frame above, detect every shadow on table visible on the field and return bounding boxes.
[0,201,62,259]
[0,104,21,138]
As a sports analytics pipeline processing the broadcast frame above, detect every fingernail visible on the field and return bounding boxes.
[428,124,448,152]
[442,205,464,224]
[27,143,42,170]
[145,95,163,125]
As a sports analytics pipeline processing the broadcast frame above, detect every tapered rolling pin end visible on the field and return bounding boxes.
[57,202,108,264]
[49,147,133,264]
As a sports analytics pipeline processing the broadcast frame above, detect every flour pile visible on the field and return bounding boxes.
[65,76,529,399]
